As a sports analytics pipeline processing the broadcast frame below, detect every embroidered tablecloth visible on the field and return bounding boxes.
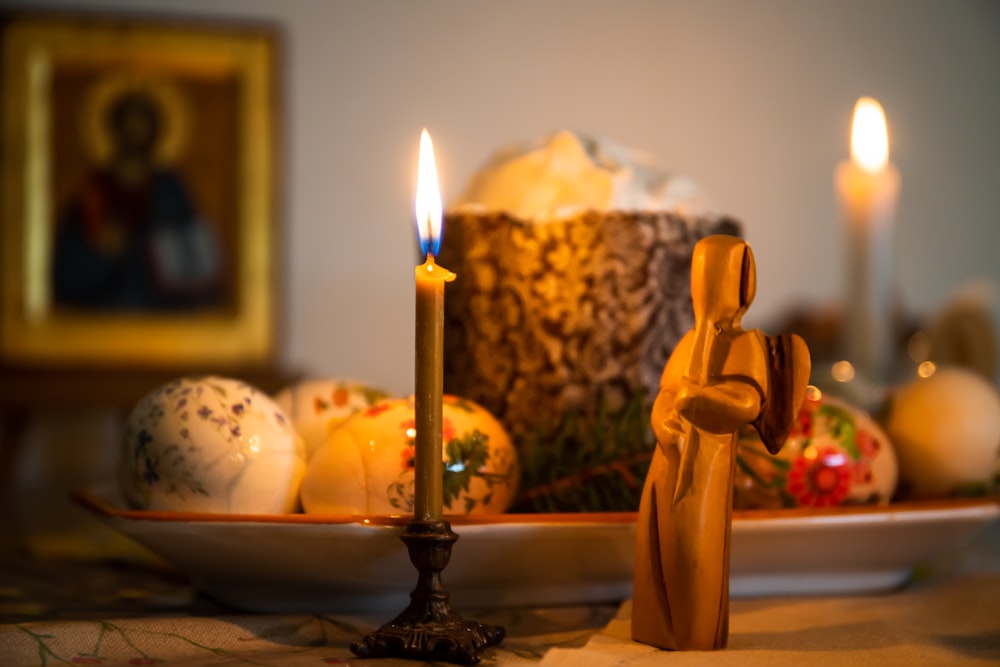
[2,522,998,666]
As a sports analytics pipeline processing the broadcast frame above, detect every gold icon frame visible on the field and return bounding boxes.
[0,16,278,368]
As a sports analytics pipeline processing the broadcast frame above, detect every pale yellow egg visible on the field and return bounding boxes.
[885,366,1000,498]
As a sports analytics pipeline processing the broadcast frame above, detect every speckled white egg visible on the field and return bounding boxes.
[274,379,390,460]
[735,392,898,509]
[119,376,306,513]
[885,366,1000,498]
[300,395,519,515]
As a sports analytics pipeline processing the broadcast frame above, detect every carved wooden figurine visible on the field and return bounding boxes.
[632,235,810,651]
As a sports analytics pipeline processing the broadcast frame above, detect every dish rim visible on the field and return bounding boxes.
[74,488,999,528]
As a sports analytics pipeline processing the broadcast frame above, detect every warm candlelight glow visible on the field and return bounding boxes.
[850,97,889,173]
[836,95,900,390]
[415,129,443,256]
[917,360,937,378]
[831,359,856,383]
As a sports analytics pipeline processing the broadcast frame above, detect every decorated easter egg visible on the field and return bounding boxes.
[301,395,519,515]
[120,376,306,513]
[274,379,390,459]
[884,366,1000,498]
[734,391,897,509]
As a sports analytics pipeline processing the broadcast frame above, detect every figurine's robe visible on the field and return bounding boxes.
[632,327,806,651]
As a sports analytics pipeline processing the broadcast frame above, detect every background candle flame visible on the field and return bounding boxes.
[415,129,443,257]
[850,97,890,173]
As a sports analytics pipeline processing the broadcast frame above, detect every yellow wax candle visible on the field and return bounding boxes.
[835,97,901,385]
[413,129,455,522]
[414,256,455,521]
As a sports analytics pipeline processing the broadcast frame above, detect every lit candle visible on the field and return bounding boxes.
[413,129,455,522]
[835,97,901,385]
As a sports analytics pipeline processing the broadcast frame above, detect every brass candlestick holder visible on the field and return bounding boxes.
[350,519,505,665]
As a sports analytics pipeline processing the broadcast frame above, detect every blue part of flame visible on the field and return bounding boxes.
[418,215,442,257]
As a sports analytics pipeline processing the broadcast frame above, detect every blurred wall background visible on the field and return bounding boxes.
[3,0,999,396]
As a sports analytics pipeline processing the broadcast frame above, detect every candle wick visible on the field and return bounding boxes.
[420,213,438,260]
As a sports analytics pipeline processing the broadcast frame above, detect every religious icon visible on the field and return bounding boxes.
[632,235,811,650]
[53,75,225,311]
[0,17,277,368]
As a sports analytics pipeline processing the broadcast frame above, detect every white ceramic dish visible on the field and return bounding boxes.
[77,488,998,613]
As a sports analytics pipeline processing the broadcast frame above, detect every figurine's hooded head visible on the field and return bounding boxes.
[690,235,756,327]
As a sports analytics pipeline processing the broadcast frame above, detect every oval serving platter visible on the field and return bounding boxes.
[76,488,998,613]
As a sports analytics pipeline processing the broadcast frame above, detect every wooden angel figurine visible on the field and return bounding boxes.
[632,235,810,651]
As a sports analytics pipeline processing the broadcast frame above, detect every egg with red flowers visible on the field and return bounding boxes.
[734,390,897,509]
[300,395,518,515]
[274,379,390,460]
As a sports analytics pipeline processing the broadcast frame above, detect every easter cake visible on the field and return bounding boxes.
[438,131,739,511]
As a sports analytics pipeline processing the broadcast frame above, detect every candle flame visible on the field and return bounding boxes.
[850,97,890,173]
[415,129,443,257]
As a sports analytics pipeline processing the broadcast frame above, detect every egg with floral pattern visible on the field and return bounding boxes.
[733,391,897,509]
[274,379,390,460]
[300,395,519,515]
[120,376,306,513]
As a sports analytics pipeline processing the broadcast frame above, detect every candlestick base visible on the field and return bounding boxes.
[350,520,505,665]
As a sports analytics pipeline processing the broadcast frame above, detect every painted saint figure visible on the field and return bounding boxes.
[53,80,223,311]
[632,235,810,651]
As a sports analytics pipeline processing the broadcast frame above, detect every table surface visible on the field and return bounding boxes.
[1,521,998,667]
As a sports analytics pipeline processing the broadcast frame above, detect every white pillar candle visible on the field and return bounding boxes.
[835,97,901,385]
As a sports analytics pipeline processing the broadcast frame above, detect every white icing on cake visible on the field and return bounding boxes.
[450,130,710,222]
